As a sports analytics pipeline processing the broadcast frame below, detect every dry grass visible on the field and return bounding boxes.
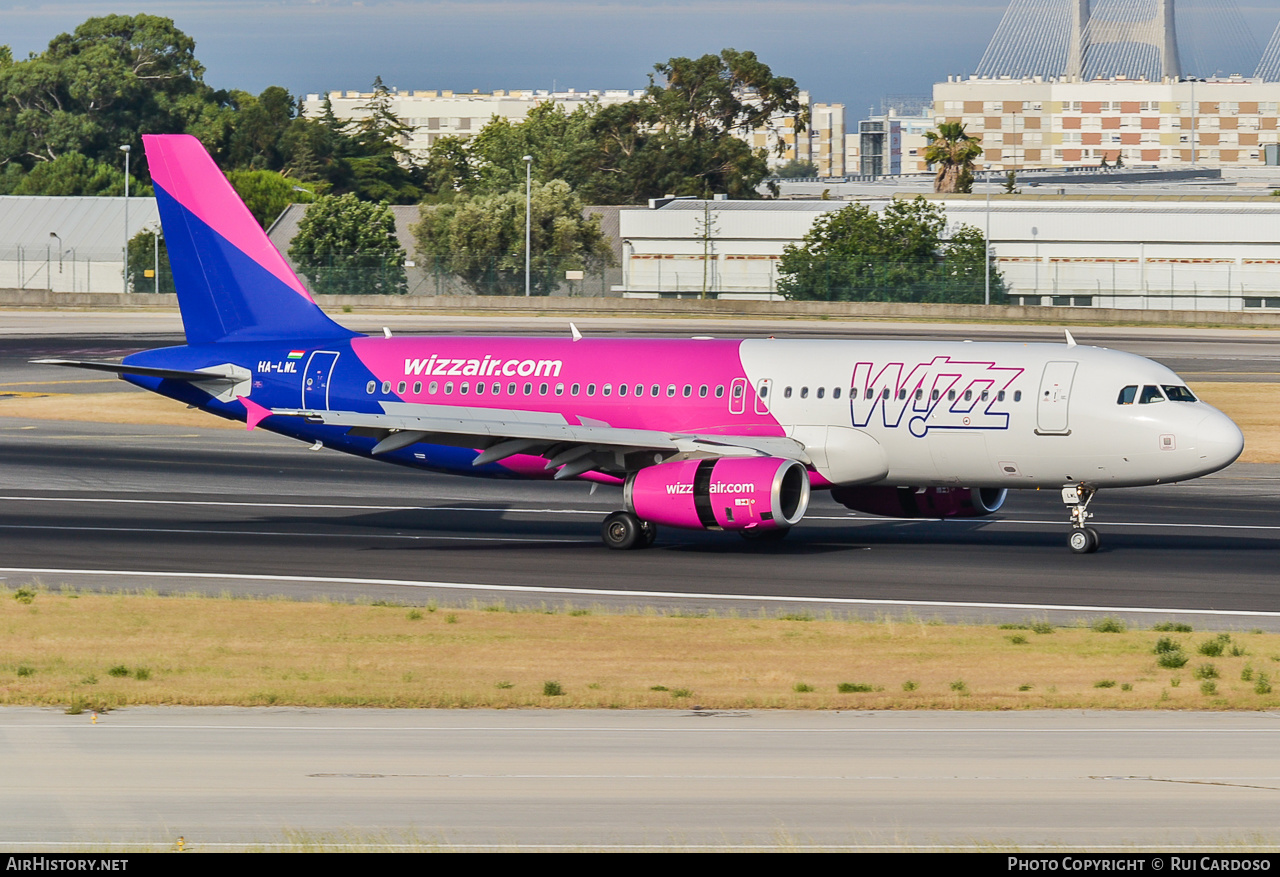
[3,589,1277,711]
[0,390,241,429]
[1189,382,1280,463]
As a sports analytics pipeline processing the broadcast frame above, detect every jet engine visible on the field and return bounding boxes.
[625,457,811,532]
[831,486,1007,519]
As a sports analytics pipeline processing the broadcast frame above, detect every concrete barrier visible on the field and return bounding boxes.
[4,288,1280,328]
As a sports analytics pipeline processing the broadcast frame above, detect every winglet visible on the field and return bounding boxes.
[238,395,273,431]
[1064,328,1077,347]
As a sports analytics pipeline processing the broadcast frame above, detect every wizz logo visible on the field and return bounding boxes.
[850,356,1023,438]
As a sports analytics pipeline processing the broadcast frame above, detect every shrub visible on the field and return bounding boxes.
[1193,663,1218,680]
[1154,637,1182,654]
[1198,639,1225,657]
[16,665,35,677]
[1153,622,1193,633]
[1031,622,1054,634]
[1092,616,1126,633]
[1094,680,1117,688]
[108,665,130,678]
[1007,635,1028,645]
[1200,681,1218,696]
[1255,673,1272,695]
[542,681,564,696]
[793,682,815,693]
[13,588,35,604]
[950,680,967,692]
[837,682,875,693]
[902,681,918,692]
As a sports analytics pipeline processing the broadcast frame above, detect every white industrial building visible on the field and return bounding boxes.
[0,196,159,293]
[616,192,1280,310]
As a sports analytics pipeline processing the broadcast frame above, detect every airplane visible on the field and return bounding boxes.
[36,134,1245,554]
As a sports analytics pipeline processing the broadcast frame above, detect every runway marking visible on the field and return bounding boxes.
[2,495,1280,531]
[0,525,591,544]
[3,566,1279,618]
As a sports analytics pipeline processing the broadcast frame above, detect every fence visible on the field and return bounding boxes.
[0,246,128,294]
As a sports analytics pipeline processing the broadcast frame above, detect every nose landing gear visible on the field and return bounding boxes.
[1063,484,1100,554]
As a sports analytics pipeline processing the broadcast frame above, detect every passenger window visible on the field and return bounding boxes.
[833,387,841,399]
[459,382,469,395]
[474,382,484,395]
[524,382,533,395]
[733,384,743,398]
[602,384,611,397]
[897,388,906,400]
[572,383,580,396]
[881,388,890,399]
[588,384,596,396]
[429,381,439,394]
[915,389,924,401]
[381,381,391,394]
[715,386,724,398]
[964,390,972,402]
[850,388,859,400]
[397,381,407,394]
[699,385,708,398]
[931,389,940,401]
[555,383,564,396]
[1139,385,1165,404]
[800,387,808,399]
[618,384,627,397]
[784,387,793,399]
[1163,385,1197,402]
[947,390,956,401]
[683,385,692,397]
[667,385,676,397]
[1117,386,1137,405]
[414,381,422,395]
[652,385,661,397]
[1014,391,1022,402]
[444,381,453,394]
[817,387,825,399]
[539,382,548,395]
[366,381,376,395]
[997,390,1005,402]
[507,382,517,395]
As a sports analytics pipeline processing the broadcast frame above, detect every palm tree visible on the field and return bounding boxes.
[924,122,983,194]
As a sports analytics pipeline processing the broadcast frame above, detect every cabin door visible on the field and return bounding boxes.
[302,351,340,410]
[1036,361,1077,434]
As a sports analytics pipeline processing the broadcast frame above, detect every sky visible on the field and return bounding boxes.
[4,1,1280,117]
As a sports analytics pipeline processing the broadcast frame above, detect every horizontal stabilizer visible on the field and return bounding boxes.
[32,359,241,383]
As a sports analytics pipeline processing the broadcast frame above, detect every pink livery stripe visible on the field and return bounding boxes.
[142,134,314,302]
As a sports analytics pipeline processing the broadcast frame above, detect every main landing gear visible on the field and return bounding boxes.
[601,511,657,550]
[1063,484,1100,554]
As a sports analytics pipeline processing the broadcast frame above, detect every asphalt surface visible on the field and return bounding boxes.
[3,707,1278,850]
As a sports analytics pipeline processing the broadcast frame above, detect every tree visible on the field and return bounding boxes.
[924,122,982,194]
[774,159,819,179]
[0,15,213,178]
[776,197,1001,303]
[227,169,317,228]
[413,179,614,295]
[127,228,171,294]
[288,194,407,295]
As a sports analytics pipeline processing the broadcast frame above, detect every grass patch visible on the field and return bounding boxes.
[2,590,1278,710]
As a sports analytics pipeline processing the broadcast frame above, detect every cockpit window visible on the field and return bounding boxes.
[1117,385,1137,405]
[1139,385,1166,404]
[1162,385,1197,402]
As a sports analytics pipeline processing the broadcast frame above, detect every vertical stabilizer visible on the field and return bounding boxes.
[143,134,355,344]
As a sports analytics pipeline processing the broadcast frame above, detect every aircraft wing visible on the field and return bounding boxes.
[269,403,809,480]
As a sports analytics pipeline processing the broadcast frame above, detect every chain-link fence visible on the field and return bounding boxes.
[292,254,618,297]
[0,246,132,293]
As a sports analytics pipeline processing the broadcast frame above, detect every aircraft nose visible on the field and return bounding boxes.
[1194,411,1244,472]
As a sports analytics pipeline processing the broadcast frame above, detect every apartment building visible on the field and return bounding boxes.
[932,76,1280,170]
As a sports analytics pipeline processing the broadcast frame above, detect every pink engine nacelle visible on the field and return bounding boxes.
[831,485,1008,519]
[625,457,811,532]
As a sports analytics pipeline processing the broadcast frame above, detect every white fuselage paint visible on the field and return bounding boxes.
[738,340,1243,489]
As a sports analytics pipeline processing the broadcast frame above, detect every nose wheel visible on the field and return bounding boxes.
[1063,484,1100,554]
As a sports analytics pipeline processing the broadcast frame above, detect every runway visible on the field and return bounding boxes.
[1,417,1278,627]
[2,707,1278,850]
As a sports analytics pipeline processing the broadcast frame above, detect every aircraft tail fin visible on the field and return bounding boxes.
[142,134,355,345]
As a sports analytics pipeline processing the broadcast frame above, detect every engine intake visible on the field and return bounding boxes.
[831,486,1007,519]
[626,457,811,532]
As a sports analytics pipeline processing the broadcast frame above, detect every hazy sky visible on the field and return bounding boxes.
[4,1,1280,116]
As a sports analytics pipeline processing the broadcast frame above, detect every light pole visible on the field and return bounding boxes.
[49,232,62,292]
[984,181,991,306]
[523,155,532,297]
[120,144,131,293]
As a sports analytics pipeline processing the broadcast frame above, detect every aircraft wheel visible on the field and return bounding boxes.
[602,511,642,550]
[639,520,658,548]
[1068,528,1096,554]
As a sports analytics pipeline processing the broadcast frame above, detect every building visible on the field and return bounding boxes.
[933,76,1280,171]
[0,196,159,294]
[304,88,843,173]
[614,191,1280,311]
[849,110,935,176]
